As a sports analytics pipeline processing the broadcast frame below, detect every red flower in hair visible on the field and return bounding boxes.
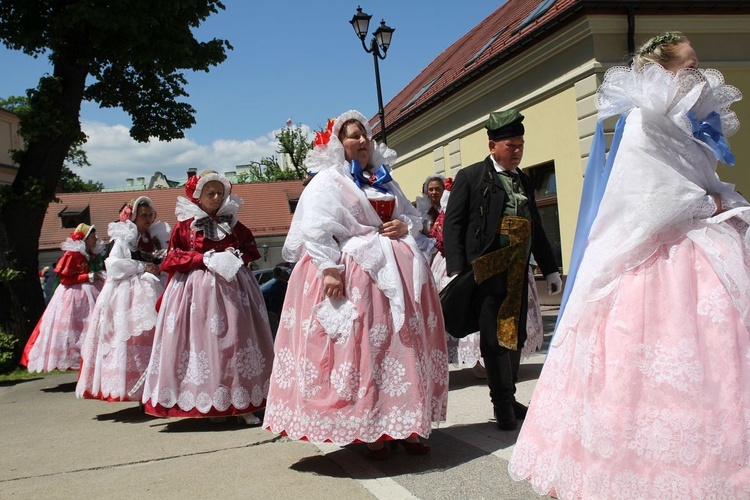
[185,174,200,201]
[71,232,85,241]
[444,177,453,191]
[313,118,336,147]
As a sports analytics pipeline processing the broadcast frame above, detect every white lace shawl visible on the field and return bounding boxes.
[283,166,431,332]
[175,194,242,236]
[556,63,750,342]
[60,236,105,257]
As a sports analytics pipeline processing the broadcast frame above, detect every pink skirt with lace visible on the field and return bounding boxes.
[77,273,163,402]
[509,237,750,498]
[24,281,103,373]
[141,267,274,417]
[263,243,449,445]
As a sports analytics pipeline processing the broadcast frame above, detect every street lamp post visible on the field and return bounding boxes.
[349,6,395,145]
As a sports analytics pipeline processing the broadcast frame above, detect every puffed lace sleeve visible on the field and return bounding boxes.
[104,221,146,280]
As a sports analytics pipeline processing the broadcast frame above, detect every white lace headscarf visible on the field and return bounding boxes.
[304,110,397,176]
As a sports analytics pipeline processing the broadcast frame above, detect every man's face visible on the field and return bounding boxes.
[489,136,524,170]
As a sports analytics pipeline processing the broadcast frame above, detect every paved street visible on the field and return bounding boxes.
[0,310,557,500]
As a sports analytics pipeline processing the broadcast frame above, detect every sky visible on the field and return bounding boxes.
[1,1,502,188]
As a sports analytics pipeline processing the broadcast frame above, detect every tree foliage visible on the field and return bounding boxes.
[235,124,312,183]
[0,0,231,369]
[276,123,313,179]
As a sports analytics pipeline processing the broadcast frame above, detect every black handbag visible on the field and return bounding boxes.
[439,268,479,338]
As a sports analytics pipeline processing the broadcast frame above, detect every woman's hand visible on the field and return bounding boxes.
[379,219,408,240]
[322,268,344,299]
[711,194,724,216]
[145,263,161,275]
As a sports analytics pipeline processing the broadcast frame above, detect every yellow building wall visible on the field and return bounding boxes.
[522,88,583,272]
[392,147,445,202]
[717,69,750,197]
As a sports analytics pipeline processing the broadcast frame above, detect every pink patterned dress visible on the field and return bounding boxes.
[76,221,169,402]
[141,197,274,418]
[22,242,104,372]
[263,166,449,444]
[509,64,750,498]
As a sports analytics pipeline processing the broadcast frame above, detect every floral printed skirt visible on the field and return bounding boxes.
[509,237,750,499]
[263,243,449,445]
[22,281,103,373]
[77,273,163,402]
[142,267,274,417]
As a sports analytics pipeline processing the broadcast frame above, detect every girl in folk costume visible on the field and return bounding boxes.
[141,170,274,424]
[263,110,449,460]
[76,196,170,402]
[417,175,545,377]
[509,33,750,498]
[22,223,105,372]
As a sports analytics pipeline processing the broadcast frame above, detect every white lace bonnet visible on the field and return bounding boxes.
[304,109,397,175]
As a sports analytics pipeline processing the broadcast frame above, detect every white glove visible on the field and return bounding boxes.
[546,271,562,295]
[204,250,243,282]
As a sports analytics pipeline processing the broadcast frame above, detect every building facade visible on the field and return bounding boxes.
[0,107,22,186]
[381,1,750,289]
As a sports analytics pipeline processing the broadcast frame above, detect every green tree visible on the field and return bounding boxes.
[0,0,230,367]
[276,123,313,179]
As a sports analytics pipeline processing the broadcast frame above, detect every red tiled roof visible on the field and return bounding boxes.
[39,180,305,250]
[377,0,750,135]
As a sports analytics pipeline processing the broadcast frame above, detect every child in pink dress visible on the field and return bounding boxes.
[22,223,105,372]
[77,196,170,401]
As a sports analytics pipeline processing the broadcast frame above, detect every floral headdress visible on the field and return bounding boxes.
[639,32,682,56]
[70,223,95,241]
[119,196,155,222]
[313,118,335,148]
[303,110,397,176]
[184,170,232,204]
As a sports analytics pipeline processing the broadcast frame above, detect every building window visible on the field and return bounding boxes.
[527,162,562,270]
[465,27,507,67]
[514,0,556,34]
[401,74,444,112]
[58,205,91,229]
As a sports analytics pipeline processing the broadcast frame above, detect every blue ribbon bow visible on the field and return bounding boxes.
[350,159,393,193]
[688,110,735,166]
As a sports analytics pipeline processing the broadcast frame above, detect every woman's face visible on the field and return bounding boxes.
[427,179,445,207]
[134,204,156,234]
[199,180,225,216]
[85,230,97,250]
[663,42,699,72]
[341,122,371,167]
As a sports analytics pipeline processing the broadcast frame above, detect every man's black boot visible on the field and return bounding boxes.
[494,403,517,430]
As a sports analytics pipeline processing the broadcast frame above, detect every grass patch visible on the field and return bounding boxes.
[0,368,70,382]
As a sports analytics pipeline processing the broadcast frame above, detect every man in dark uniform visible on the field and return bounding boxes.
[442,109,562,430]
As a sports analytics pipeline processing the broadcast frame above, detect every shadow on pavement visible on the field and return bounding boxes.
[289,455,354,478]
[289,422,522,479]
[157,416,261,433]
[41,381,77,393]
[96,405,158,424]
[0,376,44,387]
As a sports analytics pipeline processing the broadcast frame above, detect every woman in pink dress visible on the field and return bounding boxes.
[263,110,449,459]
[77,196,170,402]
[509,32,750,498]
[22,223,105,372]
[141,171,274,424]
